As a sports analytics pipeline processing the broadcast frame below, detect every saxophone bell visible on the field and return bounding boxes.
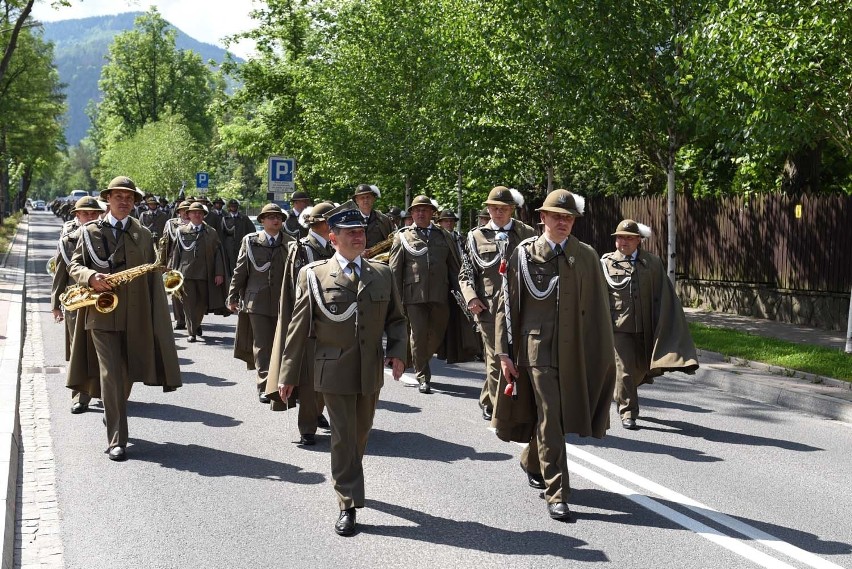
[46,257,57,276]
[162,269,184,299]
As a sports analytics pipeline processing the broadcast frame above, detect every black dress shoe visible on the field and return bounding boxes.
[108,446,127,462]
[317,414,330,430]
[188,335,197,343]
[334,508,356,536]
[521,465,546,489]
[196,326,203,336]
[547,502,571,520]
[258,392,270,404]
[299,433,316,446]
[174,322,186,330]
[418,383,431,394]
[622,418,638,430]
[482,407,493,421]
[70,402,88,414]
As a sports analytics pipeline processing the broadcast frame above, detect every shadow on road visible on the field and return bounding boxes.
[369,429,512,462]
[127,439,326,484]
[639,416,823,452]
[177,370,238,387]
[377,399,421,414]
[364,500,607,561]
[128,400,242,427]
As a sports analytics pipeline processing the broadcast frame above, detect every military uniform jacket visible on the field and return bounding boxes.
[65,217,182,396]
[388,224,462,305]
[283,210,309,240]
[139,208,169,239]
[601,249,698,377]
[50,220,80,311]
[205,209,225,240]
[266,234,336,400]
[363,210,395,249]
[173,222,228,312]
[493,235,615,441]
[279,258,408,395]
[459,220,537,323]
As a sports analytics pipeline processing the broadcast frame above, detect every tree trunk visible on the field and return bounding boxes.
[0,0,35,87]
[404,174,412,209]
[0,128,7,219]
[456,168,463,232]
[781,144,822,194]
[546,130,554,192]
[846,286,852,353]
[666,143,677,287]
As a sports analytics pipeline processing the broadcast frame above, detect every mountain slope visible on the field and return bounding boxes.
[42,12,242,146]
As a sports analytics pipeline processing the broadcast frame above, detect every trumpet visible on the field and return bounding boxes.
[60,264,184,314]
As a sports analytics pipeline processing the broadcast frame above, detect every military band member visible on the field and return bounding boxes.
[278,207,408,536]
[66,176,182,461]
[459,187,536,421]
[139,196,169,240]
[389,195,462,393]
[163,200,191,329]
[495,189,615,520]
[283,190,312,239]
[51,196,104,414]
[601,220,698,430]
[352,184,395,248]
[476,207,491,227]
[229,204,293,402]
[266,201,337,444]
[221,198,256,279]
[386,206,403,230]
[173,202,227,342]
[206,197,226,240]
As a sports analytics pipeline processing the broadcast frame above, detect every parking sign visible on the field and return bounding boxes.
[268,156,295,201]
[196,172,209,193]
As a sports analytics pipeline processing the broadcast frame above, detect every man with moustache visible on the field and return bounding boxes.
[389,195,462,393]
[65,176,181,461]
[278,206,408,536]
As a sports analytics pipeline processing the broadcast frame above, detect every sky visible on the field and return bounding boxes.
[31,0,259,59]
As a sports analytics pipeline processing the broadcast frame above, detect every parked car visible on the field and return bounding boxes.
[249,215,262,232]
[34,200,46,211]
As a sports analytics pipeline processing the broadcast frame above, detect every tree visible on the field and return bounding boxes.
[93,7,216,153]
[98,112,204,197]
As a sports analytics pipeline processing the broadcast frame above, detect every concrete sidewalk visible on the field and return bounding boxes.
[1,219,27,569]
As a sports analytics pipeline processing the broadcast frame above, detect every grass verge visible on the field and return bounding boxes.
[689,322,852,383]
[0,212,23,256]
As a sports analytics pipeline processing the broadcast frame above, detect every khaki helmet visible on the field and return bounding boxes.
[536,189,585,217]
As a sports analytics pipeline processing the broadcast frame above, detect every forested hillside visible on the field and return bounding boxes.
[43,12,240,146]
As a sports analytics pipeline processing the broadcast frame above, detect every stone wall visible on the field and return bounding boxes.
[676,279,850,331]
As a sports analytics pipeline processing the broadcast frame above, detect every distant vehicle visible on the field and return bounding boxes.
[34,200,46,211]
[68,190,89,200]
[249,215,262,232]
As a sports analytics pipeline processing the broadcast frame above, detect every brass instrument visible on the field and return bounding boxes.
[60,260,184,314]
[362,233,395,263]
[46,256,57,276]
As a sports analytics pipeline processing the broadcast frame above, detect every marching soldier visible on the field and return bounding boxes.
[459,187,536,420]
[139,196,169,240]
[476,207,491,227]
[229,204,293,403]
[50,196,105,414]
[172,202,227,342]
[206,197,226,240]
[352,184,395,248]
[277,206,408,536]
[389,195,462,393]
[495,189,615,520]
[386,206,404,230]
[66,176,182,461]
[221,198,256,279]
[601,219,698,430]
[163,200,191,329]
[283,190,312,239]
[266,201,337,444]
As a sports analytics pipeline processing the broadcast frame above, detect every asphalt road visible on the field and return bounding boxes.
[26,210,852,569]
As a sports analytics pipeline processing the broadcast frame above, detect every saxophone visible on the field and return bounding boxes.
[362,233,396,262]
[60,246,184,314]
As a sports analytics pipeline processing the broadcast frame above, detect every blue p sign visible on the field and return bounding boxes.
[196,172,209,189]
[270,159,294,182]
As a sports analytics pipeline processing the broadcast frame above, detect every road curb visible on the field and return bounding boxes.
[0,219,27,569]
[681,350,852,424]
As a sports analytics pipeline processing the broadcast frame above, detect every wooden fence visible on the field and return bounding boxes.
[564,193,852,294]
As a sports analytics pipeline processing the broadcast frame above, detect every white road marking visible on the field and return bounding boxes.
[564,444,845,569]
